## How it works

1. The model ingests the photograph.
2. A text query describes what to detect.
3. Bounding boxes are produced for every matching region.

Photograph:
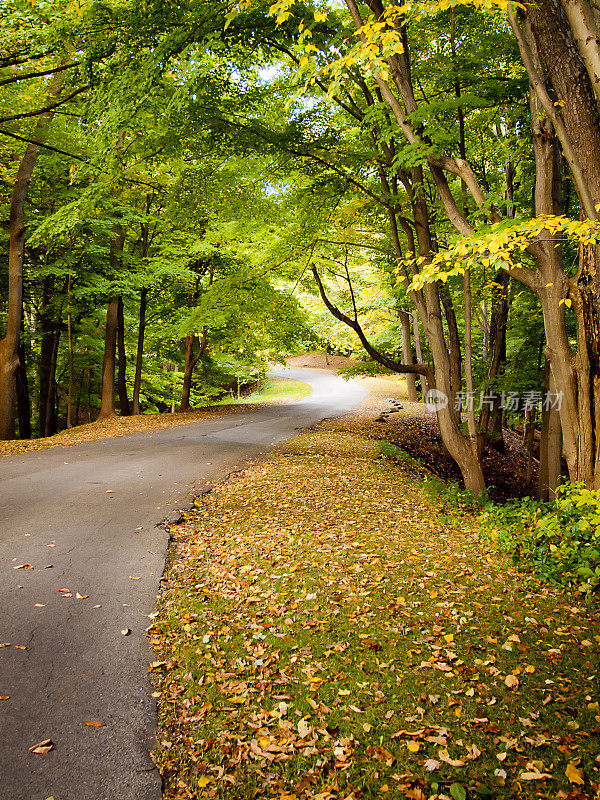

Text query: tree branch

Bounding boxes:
[311,266,434,383]
[0,61,79,89]
[0,85,88,124]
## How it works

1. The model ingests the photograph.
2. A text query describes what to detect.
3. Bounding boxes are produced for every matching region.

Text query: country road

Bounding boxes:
[0,367,366,800]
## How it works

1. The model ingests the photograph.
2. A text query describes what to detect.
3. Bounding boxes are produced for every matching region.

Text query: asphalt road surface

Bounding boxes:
[0,367,366,800]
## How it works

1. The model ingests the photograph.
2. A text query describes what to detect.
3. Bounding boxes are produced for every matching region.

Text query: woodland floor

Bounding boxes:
[150,400,600,800]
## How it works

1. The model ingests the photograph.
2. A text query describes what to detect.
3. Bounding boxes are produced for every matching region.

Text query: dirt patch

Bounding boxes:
[286,351,363,372]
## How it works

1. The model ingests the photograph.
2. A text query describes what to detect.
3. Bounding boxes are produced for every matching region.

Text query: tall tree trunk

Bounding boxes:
[38,277,61,438]
[98,298,118,419]
[16,327,31,440]
[66,274,74,429]
[412,309,428,399]
[478,271,509,454]
[132,288,147,415]
[519,0,600,486]
[463,267,478,444]
[44,327,60,437]
[116,296,130,416]
[398,309,418,401]
[0,72,65,439]
[98,227,124,420]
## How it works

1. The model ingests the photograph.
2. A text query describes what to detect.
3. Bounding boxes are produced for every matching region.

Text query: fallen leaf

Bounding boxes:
[13,564,33,570]
[0,696,9,700]
[565,761,584,785]
[519,771,552,780]
[505,674,519,690]
[84,721,103,727]
[29,739,53,754]
[121,629,131,636]
[75,593,88,599]
[424,758,440,771]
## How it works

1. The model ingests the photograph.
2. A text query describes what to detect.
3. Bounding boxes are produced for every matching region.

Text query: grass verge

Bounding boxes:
[150,423,600,800]
[243,378,312,404]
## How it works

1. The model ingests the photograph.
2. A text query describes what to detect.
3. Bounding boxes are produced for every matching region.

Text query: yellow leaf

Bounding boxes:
[197,776,213,788]
[406,741,420,752]
[229,695,246,704]
[565,761,584,785]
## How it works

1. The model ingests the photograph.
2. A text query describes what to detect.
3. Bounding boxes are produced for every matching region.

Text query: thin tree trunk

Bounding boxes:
[132,288,147,415]
[463,267,478,444]
[116,296,130,416]
[180,330,207,412]
[98,227,124,420]
[98,298,118,419]
[66,274,73,428]
[412,309,428,399]
[398,309,418,401]
[16,328,31,440]
[43,328,60,437]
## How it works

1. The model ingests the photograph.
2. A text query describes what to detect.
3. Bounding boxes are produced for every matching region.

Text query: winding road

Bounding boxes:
[0,367,366,800]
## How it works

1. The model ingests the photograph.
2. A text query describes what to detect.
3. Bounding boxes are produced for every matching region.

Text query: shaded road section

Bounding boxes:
[0,368,366,800]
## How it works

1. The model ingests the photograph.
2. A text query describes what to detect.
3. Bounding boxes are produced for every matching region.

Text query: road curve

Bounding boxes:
[0,367,366,800]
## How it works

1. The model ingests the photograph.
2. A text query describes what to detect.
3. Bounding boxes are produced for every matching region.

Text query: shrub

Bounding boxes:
[479,482,600,592]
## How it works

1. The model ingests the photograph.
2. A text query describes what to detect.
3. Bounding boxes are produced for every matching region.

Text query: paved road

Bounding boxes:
[0,367,366,800]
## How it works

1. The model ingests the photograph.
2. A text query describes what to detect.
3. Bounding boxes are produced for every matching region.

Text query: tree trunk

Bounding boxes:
[98,227,124,420]
[539,359,563,500]
[132,288,147,415]
[116,296,130,416]
[180,330,207,412]
[412,309,428,399]
[463,267,478,444]
[98,298,118,419]
[398,309,418,401]
[66,275,74,429]
[0,72,65,439]
[478,271,509,454]
[16,329,31,440]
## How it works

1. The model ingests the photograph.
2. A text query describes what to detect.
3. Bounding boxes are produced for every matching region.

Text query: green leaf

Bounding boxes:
[450,784,467,800]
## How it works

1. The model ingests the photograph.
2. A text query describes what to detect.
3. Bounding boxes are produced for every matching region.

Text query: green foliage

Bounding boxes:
[479,483,600,591]
[337,361,393,378]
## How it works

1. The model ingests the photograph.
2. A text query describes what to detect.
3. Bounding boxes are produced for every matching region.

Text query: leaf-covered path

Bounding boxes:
[151,421,600,800]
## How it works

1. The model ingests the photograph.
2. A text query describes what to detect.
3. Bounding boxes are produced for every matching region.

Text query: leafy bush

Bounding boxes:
[479,482,600,591]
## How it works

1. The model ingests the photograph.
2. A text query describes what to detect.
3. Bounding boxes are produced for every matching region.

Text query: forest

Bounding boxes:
[2,0,600,503]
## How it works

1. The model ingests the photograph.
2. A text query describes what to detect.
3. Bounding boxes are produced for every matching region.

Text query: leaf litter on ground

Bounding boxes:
[150,412,600,800]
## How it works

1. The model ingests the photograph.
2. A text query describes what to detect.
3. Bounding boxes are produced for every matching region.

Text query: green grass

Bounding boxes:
[151,424,600,800]
[243,377,312,404]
